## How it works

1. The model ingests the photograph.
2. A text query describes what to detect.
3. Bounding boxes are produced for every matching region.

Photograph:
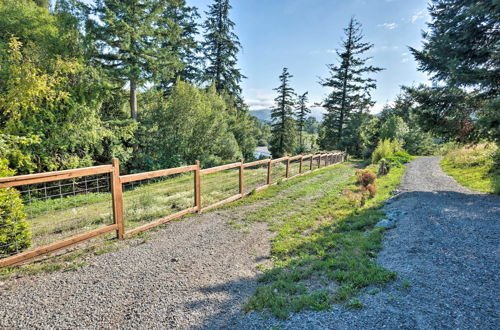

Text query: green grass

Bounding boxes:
[243,164,406,318]
[440,144,499,194]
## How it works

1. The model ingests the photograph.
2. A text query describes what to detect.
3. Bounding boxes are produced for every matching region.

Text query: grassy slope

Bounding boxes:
[241,163,406,318]
[440,144,499,194]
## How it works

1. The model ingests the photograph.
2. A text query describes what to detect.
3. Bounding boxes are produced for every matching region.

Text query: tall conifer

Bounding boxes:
[319,18,383,151]
[270,68,296,157]
[202,0,244,99]
[296,92,310,151]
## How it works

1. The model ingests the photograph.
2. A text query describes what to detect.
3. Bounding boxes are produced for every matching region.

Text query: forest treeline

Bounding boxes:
[0,0,259,175]
[0,0,498,177]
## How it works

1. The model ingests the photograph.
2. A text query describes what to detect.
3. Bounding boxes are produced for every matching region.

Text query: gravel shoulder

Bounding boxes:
[1,157,498,329]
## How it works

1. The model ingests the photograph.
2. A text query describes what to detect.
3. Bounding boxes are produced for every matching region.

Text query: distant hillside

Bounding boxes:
[250,108,325,123]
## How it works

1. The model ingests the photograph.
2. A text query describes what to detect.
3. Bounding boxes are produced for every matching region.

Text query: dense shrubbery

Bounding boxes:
[385,151,414,168]
[0,161,31,257]
[371,139,402,163]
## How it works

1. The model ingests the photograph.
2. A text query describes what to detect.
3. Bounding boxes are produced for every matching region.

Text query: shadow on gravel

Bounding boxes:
[192,190,499,329]
[186,276,259,330]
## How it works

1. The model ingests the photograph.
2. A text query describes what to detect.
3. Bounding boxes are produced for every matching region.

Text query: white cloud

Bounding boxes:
[401,52,411,63]
[411,9,427,23]
[378,22,398,30]
[245,88,275,110]
[326,49,336,54]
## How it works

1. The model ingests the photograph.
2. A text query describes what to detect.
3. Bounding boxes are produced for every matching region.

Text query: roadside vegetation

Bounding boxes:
[242,155,408,318]
[440,144,499,194]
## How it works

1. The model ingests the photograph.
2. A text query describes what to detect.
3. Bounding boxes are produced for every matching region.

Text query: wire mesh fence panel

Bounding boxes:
[272,161,288,183]
[200,167,240,208]
[122,172,195,232]
[0,173,114,259]
[243,163,269,194]
[288,159,302,177]
[311,156,321,171]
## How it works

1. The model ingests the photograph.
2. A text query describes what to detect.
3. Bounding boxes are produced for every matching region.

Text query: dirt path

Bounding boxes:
[234,156,499,329]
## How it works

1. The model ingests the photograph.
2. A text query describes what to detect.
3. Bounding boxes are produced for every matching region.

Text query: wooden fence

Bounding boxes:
[0,152,346,268]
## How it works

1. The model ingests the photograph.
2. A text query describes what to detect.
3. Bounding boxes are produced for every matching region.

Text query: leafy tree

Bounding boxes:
[380,116,409,141]
[132,81,243,170]
[88,0,181,119]
[269,68,296,157]
[296,92,311,151]
[202,0,244,99]
[319,18,383,151]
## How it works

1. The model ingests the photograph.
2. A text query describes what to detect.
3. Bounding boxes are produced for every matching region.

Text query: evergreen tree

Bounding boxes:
[159,0,202,92]
[296,92,310,151]
[202,0,244,99]
[410,0,499,95]
[270,68,296,157]
[319,18,383,152]
[88,0,181,119]
[410,0,499,143]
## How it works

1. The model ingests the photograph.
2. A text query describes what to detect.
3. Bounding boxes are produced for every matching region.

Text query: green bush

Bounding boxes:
[385,151,414,168]
[0,161,31,257]
[371,139,402,163]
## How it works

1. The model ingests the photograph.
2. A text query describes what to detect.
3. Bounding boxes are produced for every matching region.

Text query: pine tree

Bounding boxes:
[270,68,296,157]
[410,0,499,95]
[89,0,181,119]
[159,0,202,93]
[202,0,244,99]
[409,0,499,142]
[296,92,310,151]
[319,18,383,151]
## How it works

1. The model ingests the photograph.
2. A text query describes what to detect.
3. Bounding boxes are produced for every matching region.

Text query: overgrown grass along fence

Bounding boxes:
[0,152,346,268]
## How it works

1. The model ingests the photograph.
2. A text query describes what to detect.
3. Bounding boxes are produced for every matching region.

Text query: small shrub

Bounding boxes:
[366,184,377,198]
[372,139,402,163]
[356,169,376,187]
[0,161,31,257]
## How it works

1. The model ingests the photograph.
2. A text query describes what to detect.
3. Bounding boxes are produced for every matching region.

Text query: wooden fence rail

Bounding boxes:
[0,152,346,268]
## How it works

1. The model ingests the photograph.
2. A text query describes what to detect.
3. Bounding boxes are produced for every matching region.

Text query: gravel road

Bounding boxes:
[1,156,498,329]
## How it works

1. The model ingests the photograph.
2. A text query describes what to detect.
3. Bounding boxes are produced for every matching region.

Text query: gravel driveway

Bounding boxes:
[0,156,498,329]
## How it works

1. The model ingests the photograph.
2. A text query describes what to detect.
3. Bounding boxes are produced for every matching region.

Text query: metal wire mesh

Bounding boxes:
[243,163,269,194]
[0,173,113,259]
[200,167,240,208]
[122,172,195,231]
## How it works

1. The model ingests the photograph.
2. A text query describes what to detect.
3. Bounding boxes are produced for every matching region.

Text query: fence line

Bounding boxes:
[0,152,346,268]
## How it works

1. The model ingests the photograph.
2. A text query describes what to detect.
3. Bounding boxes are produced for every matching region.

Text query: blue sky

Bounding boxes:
[190,0,431,113]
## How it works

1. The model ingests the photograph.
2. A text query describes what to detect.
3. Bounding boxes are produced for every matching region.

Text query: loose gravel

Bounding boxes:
[1,157,498,329]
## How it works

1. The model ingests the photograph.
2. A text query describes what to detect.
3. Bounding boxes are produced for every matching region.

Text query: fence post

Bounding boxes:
[310,155,313,171]
[194,160,201,212]
[239,159,244,195]
[299,156,303,174]
[111,158,124,240]
[318,155,321,168]
[285,157,290,178]
[266,157,272,185]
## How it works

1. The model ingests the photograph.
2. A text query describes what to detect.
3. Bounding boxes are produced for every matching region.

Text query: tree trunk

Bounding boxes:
[130,79,137,120]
